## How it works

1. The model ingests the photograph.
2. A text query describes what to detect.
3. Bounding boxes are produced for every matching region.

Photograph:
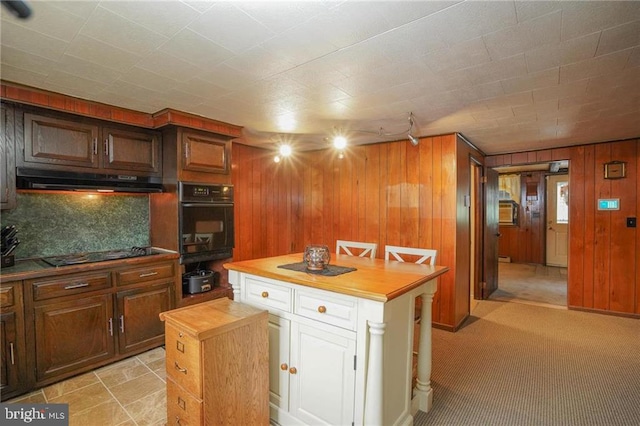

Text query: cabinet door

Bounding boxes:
[1,104,17,210]
[0,311,20,397]
[116,283,172,355]
[34,294,114,384]
[181,132,229,174]
[24,113,99,169]
[289,322,356,425]
[102,127,161,174]
[268,314,290,411]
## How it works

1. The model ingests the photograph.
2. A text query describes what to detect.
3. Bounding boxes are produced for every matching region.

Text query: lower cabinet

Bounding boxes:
[0,281,27,400]
[241,277,357,425]
[24,258,177,389]
[34,294,115,383]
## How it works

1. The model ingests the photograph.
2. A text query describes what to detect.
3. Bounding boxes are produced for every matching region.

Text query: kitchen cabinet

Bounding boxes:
[239,275,357,425]
[160,297,269,425]
[20,111,161,176]
[0,281,27,400]
[1,104,17,210]
[161,126,232,184]
[24,258,176,388]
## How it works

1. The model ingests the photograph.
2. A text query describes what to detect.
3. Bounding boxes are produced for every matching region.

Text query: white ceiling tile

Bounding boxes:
[422,37,491,73]
[0,19,68,61]
[100,0,201,38]
[425,1,518,46]
[463,54,528,85]
[471,107,514,121]
[222,45,296,79]
[0,64,47,87]
[174,77,230,99]
[483,11,561,60]
[52,54,123,85]
[118,67,178,92]
[237,1,331,34]
[500,68,559,94]
[135,51,205,82]
[525,32,599,73]
[514,1,562,23]
[560,1,640,41]
[532,80,589,103]
[47,1,99,19]
[80,6,169,56]
[0,46,57,75]
[65,34,141,73]
[196,64,258,91]
[188,3,275,54]
[560,49,633,83]
[259,23,339,66]
[375,1,462,28]
[180,1,216,14]
[595,21,640,57]
[44,70,108,96]
[159,28,234,69]
[4,1,86,42]
[447,81,505,103]
[481,92,533,110]
[373,20,449,62]
[628,46,640,67]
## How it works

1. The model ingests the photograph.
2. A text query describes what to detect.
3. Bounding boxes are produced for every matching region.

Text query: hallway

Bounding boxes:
[490,261,567,309]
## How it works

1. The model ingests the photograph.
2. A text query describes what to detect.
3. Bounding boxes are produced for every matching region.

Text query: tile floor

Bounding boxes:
[6,347,167,426]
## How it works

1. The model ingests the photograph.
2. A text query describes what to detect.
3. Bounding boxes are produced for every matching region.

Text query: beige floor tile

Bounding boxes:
[6,390,46,404]
[124,389,166,426]
[69,400,133,426]
[48,382,114,414]
[96,357,152,388]
[43,372,100,400]
[136,347,165,365]
[109,372,165,406]
[146,358,166,381]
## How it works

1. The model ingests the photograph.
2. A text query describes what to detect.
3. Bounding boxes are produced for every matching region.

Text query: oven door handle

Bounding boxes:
[181,203,233,207]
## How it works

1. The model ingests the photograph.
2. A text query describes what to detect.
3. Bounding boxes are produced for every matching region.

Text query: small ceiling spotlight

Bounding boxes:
[273,155,281,163]
[333,135,347,150]
[407,113,419,146]
[279,144,292,157]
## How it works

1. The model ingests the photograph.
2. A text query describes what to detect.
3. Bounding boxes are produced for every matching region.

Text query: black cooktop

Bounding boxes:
[42,247,160,267]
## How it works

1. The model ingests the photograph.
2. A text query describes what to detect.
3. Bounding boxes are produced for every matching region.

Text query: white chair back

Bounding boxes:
[336,240,378,259]
[384,245,437,265]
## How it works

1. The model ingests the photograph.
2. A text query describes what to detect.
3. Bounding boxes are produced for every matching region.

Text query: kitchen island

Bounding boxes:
[224,253,448,426]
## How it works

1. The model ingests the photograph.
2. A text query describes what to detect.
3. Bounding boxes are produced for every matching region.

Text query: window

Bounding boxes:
[556,181,569,223]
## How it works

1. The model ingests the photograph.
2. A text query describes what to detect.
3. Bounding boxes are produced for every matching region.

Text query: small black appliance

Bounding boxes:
[182,270,219,294]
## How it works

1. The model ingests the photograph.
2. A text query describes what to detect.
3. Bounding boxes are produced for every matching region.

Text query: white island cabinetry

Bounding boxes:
[225,253,448,426]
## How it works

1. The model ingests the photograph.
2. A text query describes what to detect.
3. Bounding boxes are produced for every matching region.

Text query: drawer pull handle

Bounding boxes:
[318,305,327,314]
[119,315,125,333]
[64,282,89,290]
[289,366,297,374]
[261,291,269,298]
[175,416,182,425]
[139,271,158,278]
[280,363,288,371]
[174,361,187,374]
[9,342,15,365]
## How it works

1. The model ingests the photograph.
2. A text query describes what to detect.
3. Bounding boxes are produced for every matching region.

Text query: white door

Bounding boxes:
[289,322,356,426]
[546,174,569,267]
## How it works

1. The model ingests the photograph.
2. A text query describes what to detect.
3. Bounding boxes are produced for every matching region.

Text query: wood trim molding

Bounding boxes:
[1,81,242,137]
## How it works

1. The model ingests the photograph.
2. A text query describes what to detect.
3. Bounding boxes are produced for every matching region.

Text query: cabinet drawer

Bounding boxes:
[117,262,174,286]
[165,323,202,397]
[167,377,203,426]
[0,284,16,308]
[31,272,111,301]
[294,289,357,330]
[245,277,292,313]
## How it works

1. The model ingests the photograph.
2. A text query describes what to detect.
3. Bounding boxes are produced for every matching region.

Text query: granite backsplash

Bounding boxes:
[1,192,150,259]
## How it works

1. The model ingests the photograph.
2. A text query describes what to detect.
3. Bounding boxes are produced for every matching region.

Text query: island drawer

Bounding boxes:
[0,284,16,308]
[30,272,112,301]
[244,277,292,313]
[294,288,357,330]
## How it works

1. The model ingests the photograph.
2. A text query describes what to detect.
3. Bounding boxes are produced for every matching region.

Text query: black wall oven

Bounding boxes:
[179,182,234,264]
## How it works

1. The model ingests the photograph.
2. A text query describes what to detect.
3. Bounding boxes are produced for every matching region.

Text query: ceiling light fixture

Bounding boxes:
[350,112,420,145]
[407,113,419,146]
[333,135,347,150]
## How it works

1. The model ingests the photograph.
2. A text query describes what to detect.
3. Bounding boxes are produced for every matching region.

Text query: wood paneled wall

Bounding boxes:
[498,171,546,264]
[487,138,640,317]
[232,134,481,329]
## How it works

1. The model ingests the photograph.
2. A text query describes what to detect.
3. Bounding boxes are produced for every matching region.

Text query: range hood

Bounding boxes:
[16,168,163,193]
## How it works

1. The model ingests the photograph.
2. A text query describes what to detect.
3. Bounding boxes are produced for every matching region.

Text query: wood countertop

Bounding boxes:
[224,253,449,302]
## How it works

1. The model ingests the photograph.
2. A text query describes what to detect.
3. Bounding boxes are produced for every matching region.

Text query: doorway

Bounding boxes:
[489,162,569,308]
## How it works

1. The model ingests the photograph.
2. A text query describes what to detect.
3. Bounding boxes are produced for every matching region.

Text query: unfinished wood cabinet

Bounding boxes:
[160,298,269,425]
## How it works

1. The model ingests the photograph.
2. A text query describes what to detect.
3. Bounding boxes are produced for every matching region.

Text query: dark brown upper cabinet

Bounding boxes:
[21,111,161,177]
[1,104,17,210]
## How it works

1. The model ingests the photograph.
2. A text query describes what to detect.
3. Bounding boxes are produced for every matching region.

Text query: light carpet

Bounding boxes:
[414,300,640,426]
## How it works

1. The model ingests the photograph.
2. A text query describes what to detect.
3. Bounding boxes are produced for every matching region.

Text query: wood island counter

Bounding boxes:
[224,253,449,426]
